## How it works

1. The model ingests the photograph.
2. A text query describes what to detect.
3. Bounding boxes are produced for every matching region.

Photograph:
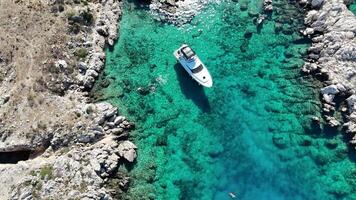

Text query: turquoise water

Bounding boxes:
[349,1,356,15]
[92,0,356,199]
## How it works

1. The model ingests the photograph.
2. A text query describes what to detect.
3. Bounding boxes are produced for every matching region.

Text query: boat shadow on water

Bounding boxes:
[173,63,211,113]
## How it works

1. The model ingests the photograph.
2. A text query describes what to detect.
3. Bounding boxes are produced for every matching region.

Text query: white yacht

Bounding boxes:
[173,44,213,88]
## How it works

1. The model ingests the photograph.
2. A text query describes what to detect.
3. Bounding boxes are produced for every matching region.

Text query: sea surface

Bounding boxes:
[349,1,356,15]
[92,0,356,199]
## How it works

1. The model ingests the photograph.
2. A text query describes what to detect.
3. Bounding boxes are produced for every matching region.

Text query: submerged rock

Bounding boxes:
[325,116,341,127]
[263,0,273,12]
[148,0,210,25]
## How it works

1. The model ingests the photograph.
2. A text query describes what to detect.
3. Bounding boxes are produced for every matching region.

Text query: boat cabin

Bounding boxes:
[181,46,196,60]
[191,64,204,73]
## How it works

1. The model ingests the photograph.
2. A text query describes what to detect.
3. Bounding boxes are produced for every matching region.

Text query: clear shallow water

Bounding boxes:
[93,0,356,199]
[349,1,356,15]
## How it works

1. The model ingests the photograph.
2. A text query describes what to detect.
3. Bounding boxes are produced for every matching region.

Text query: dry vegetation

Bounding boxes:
[0,1,133,199]
[0,0,91,150]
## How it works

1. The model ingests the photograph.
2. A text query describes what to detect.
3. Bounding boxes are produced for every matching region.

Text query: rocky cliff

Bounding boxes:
[300,0,356,148]
[0,0,136,199]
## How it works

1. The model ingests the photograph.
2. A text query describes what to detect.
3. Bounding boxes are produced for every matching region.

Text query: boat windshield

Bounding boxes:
[181,46,195,60]
[192,64,204,73]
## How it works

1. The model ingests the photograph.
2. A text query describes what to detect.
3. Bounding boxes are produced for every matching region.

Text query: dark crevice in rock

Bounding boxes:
[0,150,31,164]
[0,144,49,164]
[293,37,312,44]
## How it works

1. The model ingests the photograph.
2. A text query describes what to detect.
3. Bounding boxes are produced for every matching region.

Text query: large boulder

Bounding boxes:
[117,141,137,162]
[90,143,120,177]
[321,85,339,95]
[347,95,356,113]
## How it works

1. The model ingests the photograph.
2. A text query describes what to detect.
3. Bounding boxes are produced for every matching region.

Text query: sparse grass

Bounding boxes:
[0,72,4,82]
[40,164,53,180]
[29,170,37,176]
[34,77,47,93]
[37,120,48,130]
[81,0,89,6]
[34,181,42,191]
[66,10,76,20]
[79,182,87,192]
[27,90,36,107]
[23,180,32,187]
[23,178,43,199]
[60,146,70,155]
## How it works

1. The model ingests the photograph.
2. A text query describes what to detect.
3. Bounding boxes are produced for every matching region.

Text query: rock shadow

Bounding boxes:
[0,150,31,164]
[128,0,151,10]
[173,63,211,113]
[342,130,356,163]
[347,147,356,163]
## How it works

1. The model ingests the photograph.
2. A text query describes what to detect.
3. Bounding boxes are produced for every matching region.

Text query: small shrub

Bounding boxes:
[60,147,70,155]
[81,0,89,6]
[74,48,88,59]
[0,72,4,82]
[23,180,32,187]
[27,91,36,107]
[34,181,42,191]
[79,182,87,192]
[81,8,93,24]
[69,23,81,34]
[29,170,37,176]
[40,164,53,180]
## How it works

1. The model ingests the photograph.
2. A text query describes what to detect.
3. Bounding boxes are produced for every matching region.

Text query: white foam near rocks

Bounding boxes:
[149,0,213,25]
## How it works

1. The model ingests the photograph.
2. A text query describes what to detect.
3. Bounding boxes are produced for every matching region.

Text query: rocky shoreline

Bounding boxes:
[0,0,136,199]
[147,0,210,25]
[300,0,356,148]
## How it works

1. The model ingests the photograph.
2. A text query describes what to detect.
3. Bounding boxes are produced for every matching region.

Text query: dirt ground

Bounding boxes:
[0,0,87,151]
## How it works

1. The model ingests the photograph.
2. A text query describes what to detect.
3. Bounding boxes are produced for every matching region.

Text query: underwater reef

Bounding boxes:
[92,0,356,199]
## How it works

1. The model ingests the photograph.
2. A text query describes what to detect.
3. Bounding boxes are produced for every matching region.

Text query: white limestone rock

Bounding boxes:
[321,85,339,95]
[347,95,356,113]
[117,141,137,162]
[311,0,324,8]
[304,0,356,145]
[55,60,68,69]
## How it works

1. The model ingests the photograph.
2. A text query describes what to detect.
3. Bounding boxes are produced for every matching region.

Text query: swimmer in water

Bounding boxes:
[228,192,237,199]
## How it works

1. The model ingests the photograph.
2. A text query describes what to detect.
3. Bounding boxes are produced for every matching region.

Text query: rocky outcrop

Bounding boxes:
[148,0,210,25]
[117,141,137,162]
[263,0,273,12]
[79,0,122,90]
[301,0,356,148]
[6,101,136,199]
[9,137,130,200]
